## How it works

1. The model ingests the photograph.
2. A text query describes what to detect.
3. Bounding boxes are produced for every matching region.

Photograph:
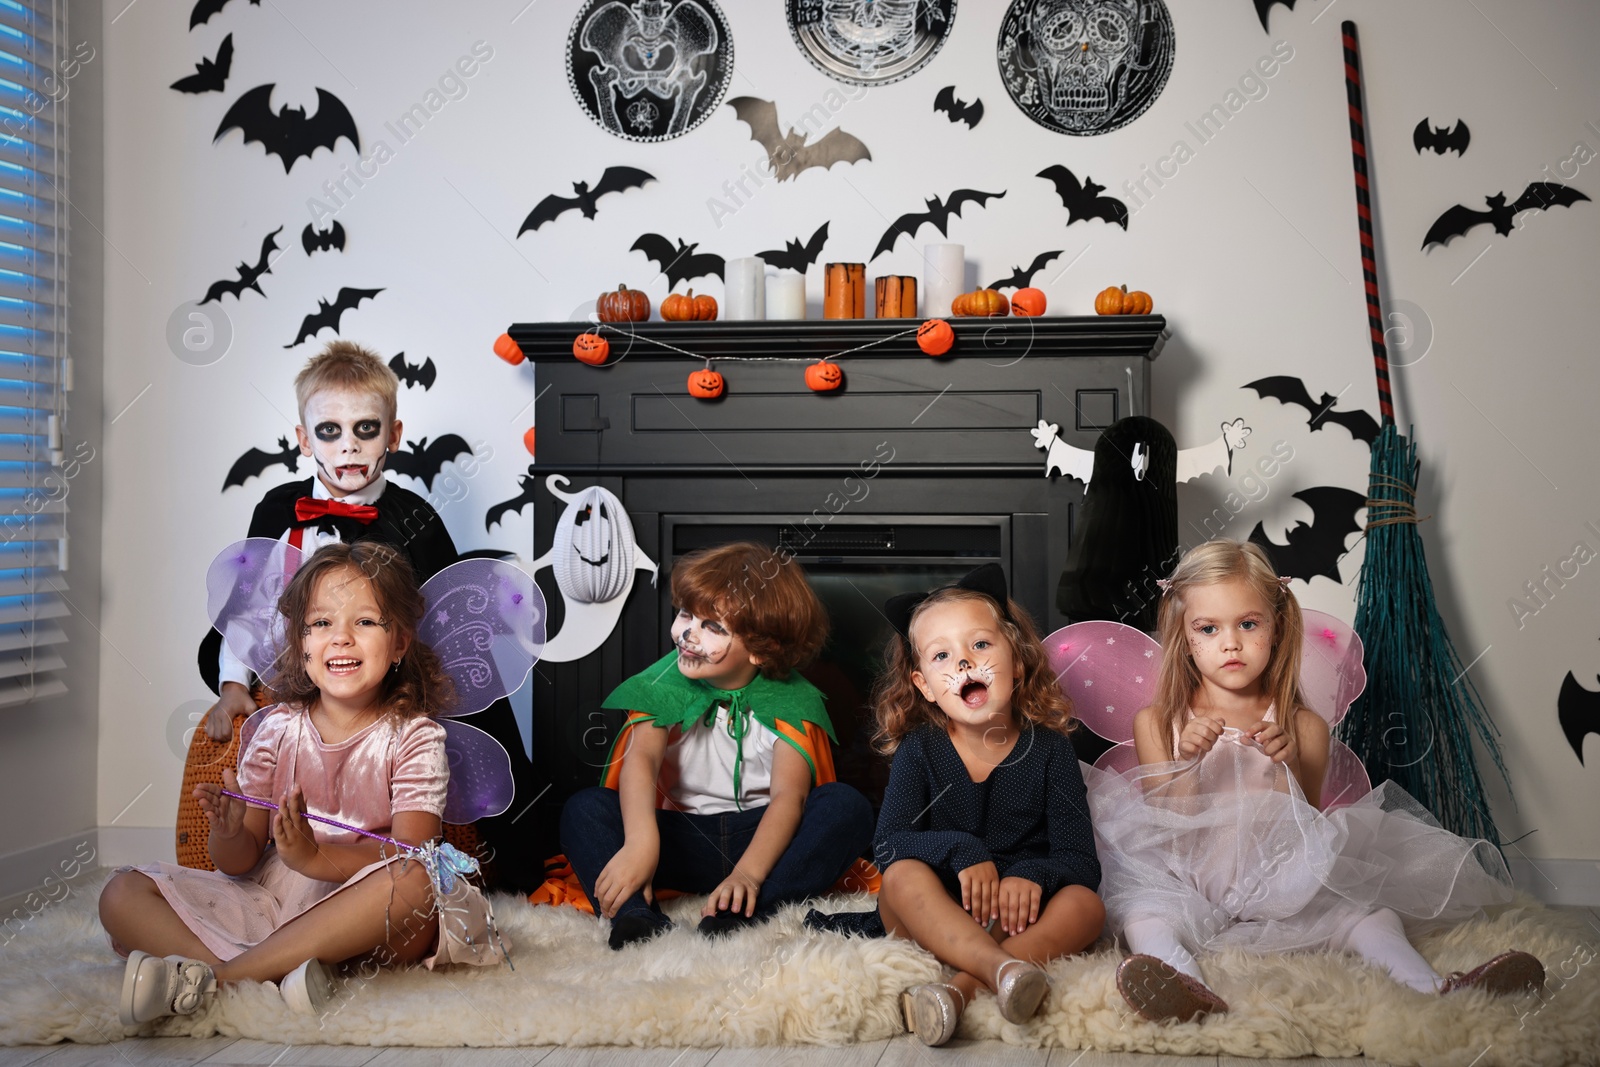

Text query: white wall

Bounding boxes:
[95,1,1600,892]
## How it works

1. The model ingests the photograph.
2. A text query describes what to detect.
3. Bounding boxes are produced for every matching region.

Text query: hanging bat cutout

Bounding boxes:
[989,250,1064,291]
[759,222,829,273]
[934,86,984,129]
[486,466,538,532]
[223,436,299,491]
[872,188,1005,261]
[1423,183,1590,249]
[726,97,872,183]
[190,0,258,29]
[302,221,346,255]
[201,226,282,305]
[215,84,360,174]
[1414,117,1470,156]
[1038,165,1129,230]
[171,33,232,94]
[1252,0,1309,30]
[284,287,383,348]
[519,167,656,235]
[1558,671,1600,764]
[630,234,724,289]
[389,352,436,391]
[1248,486,1366,584]
[1245,376,1380,445]
[387,435,474,491]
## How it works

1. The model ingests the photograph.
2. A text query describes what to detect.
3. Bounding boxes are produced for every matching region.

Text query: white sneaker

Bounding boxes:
[119,950,216,1027]
[280,958,336,1015]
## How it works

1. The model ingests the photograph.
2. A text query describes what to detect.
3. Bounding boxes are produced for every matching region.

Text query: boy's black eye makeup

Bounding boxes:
[315,423,341,441]
[354,420,381,440]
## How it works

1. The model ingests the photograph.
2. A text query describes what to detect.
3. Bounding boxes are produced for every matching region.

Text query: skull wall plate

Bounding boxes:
[787,0,957,86]
[567,0,735,142]
[997,0,1175,136]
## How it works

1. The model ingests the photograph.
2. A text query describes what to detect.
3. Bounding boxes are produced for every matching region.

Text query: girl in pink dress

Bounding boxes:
[99,542,499,1027]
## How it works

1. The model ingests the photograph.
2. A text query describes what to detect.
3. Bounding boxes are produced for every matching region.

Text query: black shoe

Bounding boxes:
[697,910,758,939]
[608,911,671,950]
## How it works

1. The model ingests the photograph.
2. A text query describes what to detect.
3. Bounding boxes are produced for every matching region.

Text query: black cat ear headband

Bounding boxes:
[886,563,1015,645]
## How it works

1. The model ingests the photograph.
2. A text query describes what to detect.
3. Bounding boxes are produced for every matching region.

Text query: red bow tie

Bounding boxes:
[295,497,379,525]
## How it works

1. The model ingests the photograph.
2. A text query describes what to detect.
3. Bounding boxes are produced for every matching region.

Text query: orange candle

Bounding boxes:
[874,275,917,318]
[824,262,865,319]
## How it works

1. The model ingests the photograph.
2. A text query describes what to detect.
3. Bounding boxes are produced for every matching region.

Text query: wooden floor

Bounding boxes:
[0,1041,1387,1067]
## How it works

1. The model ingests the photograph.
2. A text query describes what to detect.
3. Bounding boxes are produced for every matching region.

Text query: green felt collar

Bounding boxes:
[602,650,834,740]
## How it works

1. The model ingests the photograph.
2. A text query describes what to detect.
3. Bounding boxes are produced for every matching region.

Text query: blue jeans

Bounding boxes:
[560,782,873,922]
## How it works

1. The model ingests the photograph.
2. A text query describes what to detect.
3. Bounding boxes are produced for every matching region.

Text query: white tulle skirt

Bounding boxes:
[1083,732,1514,956]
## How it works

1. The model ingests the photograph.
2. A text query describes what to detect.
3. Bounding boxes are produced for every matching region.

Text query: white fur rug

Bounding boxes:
[3,872,1596,1065]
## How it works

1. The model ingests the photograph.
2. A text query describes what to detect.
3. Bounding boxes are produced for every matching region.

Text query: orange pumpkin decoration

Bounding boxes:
[661,288,718,321]
[1094,284,1155,315]
[572,332,609,365]
[522,426,537,457]
[1010,287,1047,317]
[917,318,955,356]
[688,366,725,398]
[805,360,843,392]
[494,333,525,365]
[951,288,1010,317]
[596,284,651,322]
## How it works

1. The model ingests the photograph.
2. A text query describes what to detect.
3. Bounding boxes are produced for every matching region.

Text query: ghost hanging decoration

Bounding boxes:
[528,474,658,662]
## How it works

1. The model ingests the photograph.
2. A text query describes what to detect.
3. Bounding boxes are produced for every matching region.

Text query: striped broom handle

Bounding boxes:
[1341,21,1396,429]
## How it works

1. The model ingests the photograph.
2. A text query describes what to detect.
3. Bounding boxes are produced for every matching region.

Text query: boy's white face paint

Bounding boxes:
[296,387,403,498]
[670,608,759,690]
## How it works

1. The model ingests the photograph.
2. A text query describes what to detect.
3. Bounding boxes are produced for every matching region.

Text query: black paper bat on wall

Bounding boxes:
[1414,117,1470,156]
[989,250,1063,291]
[630,234,724,289]
[284,287,383,348]
[1245,377,1380,445]
[872,188,1005,260]
[1248,486,1366,584]
[389,352,436,391]
[215,85,360,173]
[1038,166,1129,230]
[1558,671,1600,764]
[1423,183,1590,248]
[200,226,281,304]
[171,33,232,94]
[758,223,829,273]
[726,97,871,183]
[1252,0,1311,30]
[934,86,983,129]
[302,221,345,255]
[223,436,299,490]
[519,167,656,235]
[190,0,257,29]
[387,435,473,490]
[485,467,537,532]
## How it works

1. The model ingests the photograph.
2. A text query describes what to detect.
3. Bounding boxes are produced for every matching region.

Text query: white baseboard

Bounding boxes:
[95,826,175,869]
[1506,855,1600,906]
[0,829,98,905]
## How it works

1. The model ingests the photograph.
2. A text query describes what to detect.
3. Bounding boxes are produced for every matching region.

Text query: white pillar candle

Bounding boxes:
[767,271,805,320]
[922,243,965,320]
[724,257,767,320]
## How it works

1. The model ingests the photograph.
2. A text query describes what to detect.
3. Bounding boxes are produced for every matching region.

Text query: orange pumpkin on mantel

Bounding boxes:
[1094,284,1154,315]
[917,318,955,356]
[1010,287,1047,317]
[596,284,651,322]
[662,289,718,321]
[687,366,725,399]
[572,332,609,365]
[805,360,843,392]
[951,288,1009,317]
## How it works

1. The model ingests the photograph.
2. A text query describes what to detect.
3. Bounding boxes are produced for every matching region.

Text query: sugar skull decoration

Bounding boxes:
[567,0,735,142]
[997,0,1175,136]
[786,0,956,86]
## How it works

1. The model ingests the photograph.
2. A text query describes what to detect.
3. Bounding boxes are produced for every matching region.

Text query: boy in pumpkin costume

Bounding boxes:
[558,542,875,949]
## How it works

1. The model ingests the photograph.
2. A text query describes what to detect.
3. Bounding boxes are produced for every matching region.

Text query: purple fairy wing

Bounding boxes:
[1299,610,1367,727]
[1043,621,1162,744]
[236,704,271,757]
[419,558,545,718]
[440,718,515,823]
[207,538,303,679]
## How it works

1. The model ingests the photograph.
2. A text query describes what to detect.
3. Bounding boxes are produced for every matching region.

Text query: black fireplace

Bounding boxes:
[508,316,1167,855]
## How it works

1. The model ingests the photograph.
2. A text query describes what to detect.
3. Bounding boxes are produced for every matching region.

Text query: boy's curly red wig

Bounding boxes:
[670,542,828,679]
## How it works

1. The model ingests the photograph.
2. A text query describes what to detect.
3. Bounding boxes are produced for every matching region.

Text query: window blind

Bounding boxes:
[0,0,70,706]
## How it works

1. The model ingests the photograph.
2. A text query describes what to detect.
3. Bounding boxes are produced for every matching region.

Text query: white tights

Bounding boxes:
[1124,908,1441,994]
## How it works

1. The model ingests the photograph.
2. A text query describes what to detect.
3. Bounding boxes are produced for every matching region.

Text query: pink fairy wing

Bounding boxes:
[206,538,303,680]
[1093,740,1140,775]
[440,718,515,823]
[1298,610,1367,727]
[1043,621,1162,745]
[419,558,546,718]
[1319,738,1372,811]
